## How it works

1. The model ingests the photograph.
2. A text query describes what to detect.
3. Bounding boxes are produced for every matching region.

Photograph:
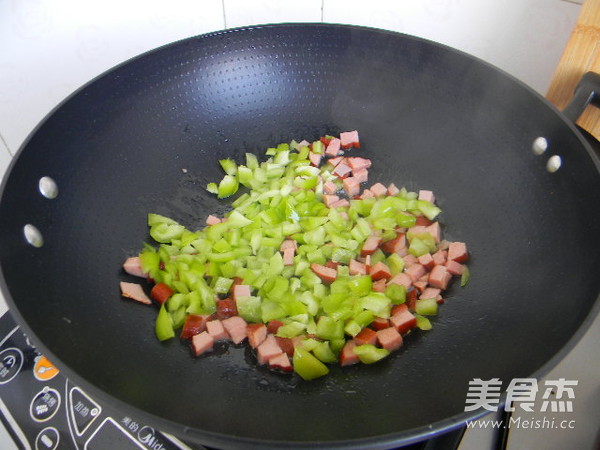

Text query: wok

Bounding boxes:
[0,24,599,449]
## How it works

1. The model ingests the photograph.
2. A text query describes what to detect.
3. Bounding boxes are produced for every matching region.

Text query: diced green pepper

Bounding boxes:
[217,174,239,199]
[415,314,433,330]
[385,283,406,304]
[353,344,390,364]
[155,304,175,341]
[293,347,329,380]
[415,298,438,315]
[461,265,471,287]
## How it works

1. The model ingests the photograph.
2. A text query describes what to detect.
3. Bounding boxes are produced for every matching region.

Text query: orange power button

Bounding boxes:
[33,355,59,381]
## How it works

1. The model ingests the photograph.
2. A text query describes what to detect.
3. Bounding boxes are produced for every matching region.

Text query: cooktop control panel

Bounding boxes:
[0,312,194,450]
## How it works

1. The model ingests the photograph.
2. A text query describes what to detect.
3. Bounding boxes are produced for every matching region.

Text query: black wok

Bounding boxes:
[1,24,599,449]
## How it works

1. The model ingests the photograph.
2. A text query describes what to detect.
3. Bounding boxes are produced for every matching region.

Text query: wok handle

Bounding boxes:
[561,71,600,123]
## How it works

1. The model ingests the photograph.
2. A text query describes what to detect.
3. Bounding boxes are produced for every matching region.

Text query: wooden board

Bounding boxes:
[546,0,600,139]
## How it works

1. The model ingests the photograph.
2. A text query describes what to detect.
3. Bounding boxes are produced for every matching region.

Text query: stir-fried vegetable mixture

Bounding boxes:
[120,131,469,380]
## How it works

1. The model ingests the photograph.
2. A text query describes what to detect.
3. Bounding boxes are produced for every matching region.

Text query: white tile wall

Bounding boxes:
[1,2,598,450]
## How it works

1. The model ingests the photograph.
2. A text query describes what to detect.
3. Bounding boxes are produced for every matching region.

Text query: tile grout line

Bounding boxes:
[0,132,13,158]
[221,0,228,28]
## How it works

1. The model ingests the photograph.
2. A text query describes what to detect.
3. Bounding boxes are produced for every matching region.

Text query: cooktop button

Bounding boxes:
[35,427,60,450]
[33,355,60,381]
[69,386,101,436]
[30,387,61,422]
[0,348,24,384]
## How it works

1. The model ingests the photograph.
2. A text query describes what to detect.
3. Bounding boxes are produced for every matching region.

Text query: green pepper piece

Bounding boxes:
[415,298,438,315]
[385,283,406,304]
[217,174,239,199]
[353,344,390,364]
[293,347,330,380]
[312,341,337,363]
[219,158,237,176]
[415,314,433,330]
[155,304,175,341]
[461,265,471,287]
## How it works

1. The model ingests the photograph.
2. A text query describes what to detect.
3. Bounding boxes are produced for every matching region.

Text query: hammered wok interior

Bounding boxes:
[0,24,599,449]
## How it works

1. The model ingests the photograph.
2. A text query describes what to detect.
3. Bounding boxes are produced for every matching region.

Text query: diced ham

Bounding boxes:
[247,323,268,349]
[369,261,392,281]
[329,198,350,208]
[267,320,285,334]
[325,137,342,156]
[387,272,412,289]
[405,263,426,283]
[349,259,367,275]
[387,183,400,196]
[346,156,372,171]
[283,247,295,266]
[415,216,434,226]
[417,252,435,270]
[389,304,417,334]
[327,156,345,167]
[180,314,210,340]
[222,316,248,344]
[325,260,339,270]
[445,259,464,275]
[205,214,221,226]
[308,151,323,166]
[426,222,441,243]
[232,284,251,300]
[268,352,293,372]
[310,263,337,283]
[352,168,369,183]
[150,282,174,305]
[257,334,283,365]
[361,235,382,256]
[354,328,378,345]
[413,278,428,292]
[376,327,403,352]
[323,180,338,195]
[380,233,406,254]
[370,182,388,197]
[296,139,310,148]
[406,288,419,310]
[340,340,360,366]
[191,331,214,356]
[402,254,418,267]
[120,282,152,305]
[360,189,375,199]
[418,190,435,203]
[279,239,298,252]
[333,162,352,179]
[343,177,361,197]
[371,317,390,330]
[432,249,447,265]
[323,194,340,207]
[448,242,468,263]
[275,336,295,357]
[420,287,442,301]
[371,278,387,292]
[216,298,238,320]
[122,257,147,278]
[206,320,229,341]
[428,265,452,290]
[339,130,360,149]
